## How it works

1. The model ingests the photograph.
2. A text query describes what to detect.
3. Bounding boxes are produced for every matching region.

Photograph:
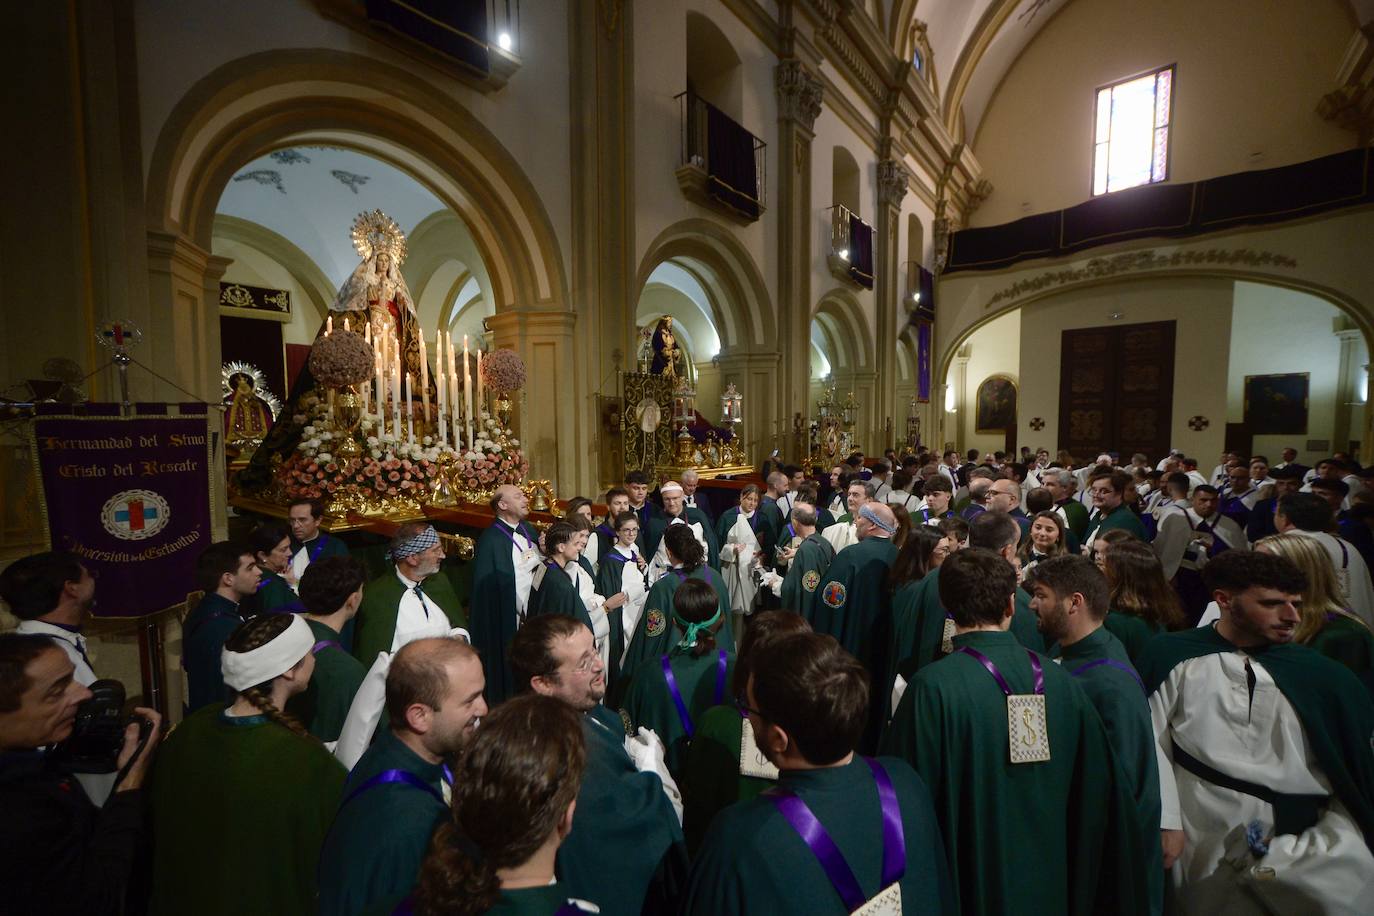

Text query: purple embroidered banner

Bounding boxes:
[917,321,933,403]
[32,414,213,618]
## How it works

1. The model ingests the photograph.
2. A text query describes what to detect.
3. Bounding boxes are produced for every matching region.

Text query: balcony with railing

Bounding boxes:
[904,260,935,323]
[827,205,874,289]
[674,91,767,223]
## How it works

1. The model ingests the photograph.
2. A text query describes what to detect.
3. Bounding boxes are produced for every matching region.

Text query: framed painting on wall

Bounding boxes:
[1243,373,1309,435]
[976,375,1018,432]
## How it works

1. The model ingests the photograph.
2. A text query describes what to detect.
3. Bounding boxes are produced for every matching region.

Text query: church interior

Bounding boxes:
[5,0,1374,749]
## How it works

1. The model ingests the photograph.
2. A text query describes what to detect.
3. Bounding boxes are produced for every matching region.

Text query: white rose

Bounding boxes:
[366,436,379,446]
[511,439,520,447]
[371,449,382,459]
[303,426,316,436]
[318,453,332,464]
[423,436,433,446]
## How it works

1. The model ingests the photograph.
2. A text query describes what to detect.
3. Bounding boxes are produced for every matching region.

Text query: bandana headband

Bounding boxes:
[661,482,684,496]
[221,614,314,691]
[673,605,722,651]
[859,505,896,535]
[388,525,439,561]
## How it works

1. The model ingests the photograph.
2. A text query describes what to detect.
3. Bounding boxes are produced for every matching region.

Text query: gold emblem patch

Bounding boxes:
[802,570,821,592]
[619,709,634,736]
[646,608,667,637]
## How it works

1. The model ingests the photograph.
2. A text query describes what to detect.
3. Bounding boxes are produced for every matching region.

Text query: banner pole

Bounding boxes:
[137,615,168,718]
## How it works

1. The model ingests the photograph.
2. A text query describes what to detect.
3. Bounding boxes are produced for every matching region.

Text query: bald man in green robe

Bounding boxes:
[809,503,898,670]
[882,548,1149,915]
[766,501,835,618]
[1026,555,1164,916]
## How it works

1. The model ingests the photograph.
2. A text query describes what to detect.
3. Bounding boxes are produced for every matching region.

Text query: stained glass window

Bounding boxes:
[1092,66,1173,196]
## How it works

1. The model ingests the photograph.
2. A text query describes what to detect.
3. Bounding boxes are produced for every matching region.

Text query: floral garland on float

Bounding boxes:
[272,325,531,514]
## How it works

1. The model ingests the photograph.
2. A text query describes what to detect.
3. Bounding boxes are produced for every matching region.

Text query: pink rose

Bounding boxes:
[388,471,400,482]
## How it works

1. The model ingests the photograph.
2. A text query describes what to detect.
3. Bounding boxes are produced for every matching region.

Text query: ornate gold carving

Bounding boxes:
[220,284,255,309]
[985,249,1299,309]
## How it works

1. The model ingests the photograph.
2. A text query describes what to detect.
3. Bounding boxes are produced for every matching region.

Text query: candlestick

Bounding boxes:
[391,363,401,444]
[405,372,414,445]
[326,315,333,336]
[476,349,483,417]
[436,364,448,446]
[419,335,431,439]
[344,317,350,333]
[463,336,472,447]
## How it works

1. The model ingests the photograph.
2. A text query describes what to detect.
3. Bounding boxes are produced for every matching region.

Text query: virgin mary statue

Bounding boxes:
[237,210,427,492]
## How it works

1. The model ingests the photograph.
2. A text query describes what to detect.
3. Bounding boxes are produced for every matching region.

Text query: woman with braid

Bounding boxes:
[148,614,346,915]
[412,694,597,915]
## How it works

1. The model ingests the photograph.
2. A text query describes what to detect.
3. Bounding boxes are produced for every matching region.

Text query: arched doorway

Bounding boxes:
[144,49,578,491]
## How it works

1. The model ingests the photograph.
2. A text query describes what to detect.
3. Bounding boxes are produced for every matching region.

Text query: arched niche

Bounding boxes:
[906,213,924,267]
[685,11,744,122]
[832,146,861,212]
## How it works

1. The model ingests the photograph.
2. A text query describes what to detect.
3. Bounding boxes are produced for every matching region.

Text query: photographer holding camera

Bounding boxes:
[0,633,162,915]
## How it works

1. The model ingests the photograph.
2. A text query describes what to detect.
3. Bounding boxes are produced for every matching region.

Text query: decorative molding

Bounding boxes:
[1029,417,1045,431]
[1187,415,1210,431]
[776,60,824,132]
[963,178,994,218]
[878,159,910,209]
[984,249,1300,309]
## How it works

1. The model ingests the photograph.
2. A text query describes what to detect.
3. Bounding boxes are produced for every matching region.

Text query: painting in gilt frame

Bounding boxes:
[1244,373,1309,435]
[976,375,1018,433]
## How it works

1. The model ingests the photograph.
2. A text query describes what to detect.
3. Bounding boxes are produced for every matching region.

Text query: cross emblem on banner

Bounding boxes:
[113,498,158,532]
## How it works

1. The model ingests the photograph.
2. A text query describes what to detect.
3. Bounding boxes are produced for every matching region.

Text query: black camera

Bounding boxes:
[49,679,143,774]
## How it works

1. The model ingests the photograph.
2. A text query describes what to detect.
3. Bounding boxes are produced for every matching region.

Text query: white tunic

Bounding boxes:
[566,561,611,668]
[822,520,859,554]
[1299,530,1374,628]
[720,511,762,614]
[582,533,601,575]
[391,569,445,652]
[1151,649,1374,913]
[608,545,650,669]
[16,619,96,685]
[505,524,541,619]
[1154,508,1246,581]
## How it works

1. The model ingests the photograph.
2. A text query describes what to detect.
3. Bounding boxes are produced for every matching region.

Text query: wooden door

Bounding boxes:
[1059,321,1175,461]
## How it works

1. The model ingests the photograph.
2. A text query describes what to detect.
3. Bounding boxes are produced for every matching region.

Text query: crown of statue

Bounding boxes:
[350,209,408,266]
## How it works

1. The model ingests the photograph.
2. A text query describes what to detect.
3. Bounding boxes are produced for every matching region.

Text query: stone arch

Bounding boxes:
[686,10,744,122]
[635,219,776,350]
[813,288,875,369]
[146,49,568,315]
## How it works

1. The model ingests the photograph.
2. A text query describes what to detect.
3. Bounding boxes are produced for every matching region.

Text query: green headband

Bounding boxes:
[673,605,722,651]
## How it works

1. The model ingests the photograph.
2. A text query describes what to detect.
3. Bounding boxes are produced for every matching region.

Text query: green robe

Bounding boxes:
[1103,610,1163,664]
[678,705,773,855]
[528,560,593,632]
[469,519,539,704]
[149,706,346,915]
[1086,504,1148,541]
[779,533,836,617]
[286,618,367,742]
[181,593,244,713]
[1058,499,1091,543]
[318,729,449,916]
[620,648,735,777]
[1058,627,1164,916]
[484,883,598,914]
[292,531,351,564]
[615,566,733,704]
[882,631,1149,915]
[558,705,688,916]
[351,567,465,665]
[809,536,898,670]
[1309,612,1374,686]
[680,754,957,915]
[647,511,721,570]
[1136,626,1374,849]
[256,571,304,615]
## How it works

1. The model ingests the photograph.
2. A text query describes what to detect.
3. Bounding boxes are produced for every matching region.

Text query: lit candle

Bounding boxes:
[327,388,335,424]
[419,335,430,437]
[392,363,401,443]
[326,315,333,336]
[405,372,414,445]
[344,316,350,333]
[476,349,483,417]
[436,363,448,446]
[374,350,384,427]
[463,335,473,450]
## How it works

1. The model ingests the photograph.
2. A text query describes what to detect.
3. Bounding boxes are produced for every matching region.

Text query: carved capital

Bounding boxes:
[878,159,910,209]
[963,178,994,218]
[932,215,954,275]
[776,60,824,131]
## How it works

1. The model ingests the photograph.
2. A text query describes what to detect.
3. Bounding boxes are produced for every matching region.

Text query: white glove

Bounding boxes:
[624,726,684,825]
[759,569,784,597]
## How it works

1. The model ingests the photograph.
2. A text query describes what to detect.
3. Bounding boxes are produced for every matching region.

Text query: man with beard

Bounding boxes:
[319,637,487,915]
[512,614,687,916]
[1027,555,1163,916]
[646,481,718,576]
[352,523,465,664]
[1138,551,1374,914]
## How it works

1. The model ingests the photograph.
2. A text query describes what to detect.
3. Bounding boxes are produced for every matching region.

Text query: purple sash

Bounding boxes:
[957,645,1045,696]
[1070,657,1146,694]
[495,520,536,551]
[662,649,728,738]
[767,758,905,911]
[308,535,331,564]
[311,639,343,655]
[341,768,444,808]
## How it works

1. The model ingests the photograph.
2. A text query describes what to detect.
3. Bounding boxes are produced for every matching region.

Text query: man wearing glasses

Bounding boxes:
[683,632,956,915]
[512,614,687,916]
